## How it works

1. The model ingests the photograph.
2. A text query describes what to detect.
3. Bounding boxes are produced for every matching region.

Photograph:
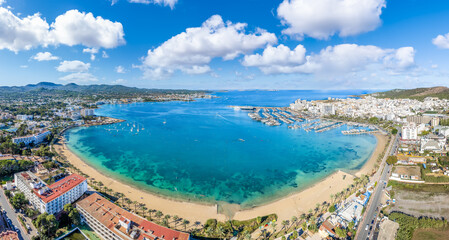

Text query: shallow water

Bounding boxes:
[66,90,377,207]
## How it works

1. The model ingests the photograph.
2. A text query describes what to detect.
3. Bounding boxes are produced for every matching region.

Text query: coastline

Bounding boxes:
[54,132,388,223]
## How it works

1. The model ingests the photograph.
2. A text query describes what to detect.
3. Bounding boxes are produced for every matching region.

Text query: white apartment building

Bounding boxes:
[16,115,33,121]
[12,130,51,145]
[401,123,418,140]
[81,109,95,117]
[14,171,87,214]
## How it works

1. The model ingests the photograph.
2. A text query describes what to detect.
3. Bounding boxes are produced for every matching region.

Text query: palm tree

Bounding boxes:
[281,220,289,233]
[141,206,148,218]
[173,215,179,228]
[164,215,171,227]
[133,200,139,213]
[315,203,320,213]
[194,221,201,229]
[125,198,132,210]
[155,211,163,220]
[216,226,224,240]
[148,209,154,220]
[291,216,297,228]
[330,194,334,203]
[271,222,277,236]
[182,219,190,231]
[97,181,104,193]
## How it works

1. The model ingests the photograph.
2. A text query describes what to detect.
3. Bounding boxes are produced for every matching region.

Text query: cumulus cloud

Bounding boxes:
[115,65,126,73]
[32,51,59,61]
[242,44,306,74]
[0,8,125,52]
[243,44,415,75]
[432,33,449,49]
[0,0,5,6]
[141,15,277,79]
[56,60,90,72]
[128,0,178,9]
[0,8,51,52]
[102,51,109,58]
[83,48,99,60]
[277,0,385,40]
[50,10,125,48]
[60,72,98,83]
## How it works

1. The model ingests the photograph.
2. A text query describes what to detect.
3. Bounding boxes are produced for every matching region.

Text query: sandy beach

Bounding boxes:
[54,132,388,223]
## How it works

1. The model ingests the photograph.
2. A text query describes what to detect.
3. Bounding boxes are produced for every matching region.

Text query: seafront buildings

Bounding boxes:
[12,130,51,145]
[76,193,190,240]
[14,171,87,214]
[290,96,449,120]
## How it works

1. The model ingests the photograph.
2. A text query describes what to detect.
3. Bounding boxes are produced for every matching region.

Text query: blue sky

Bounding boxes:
[1,0,449,90]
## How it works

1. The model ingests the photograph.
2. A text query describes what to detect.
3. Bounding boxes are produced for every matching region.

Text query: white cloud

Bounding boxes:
[0,0,5,6]
[115,65,126,73]
[0,8,51,52]
[112,78,126,84]
[432,33,449,49]
[102,51,109,58]
[20,65,28,68]
[243,44,415,75]
[56,60,90,72]
[242,44,306,74]
[277,0,385,40]
[431,64,438,69]
[50,10,125,48]
[32,51,59,61]
[0,8,125,52]
[128,0,177,9]
[60,72,98,83]
[141,15,277,79]
[83,48,99,60]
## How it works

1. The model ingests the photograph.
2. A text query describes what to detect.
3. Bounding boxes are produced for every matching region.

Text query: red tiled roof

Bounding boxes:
[76,193,190,240]
[35,173,86,203]
[0,230,19,240]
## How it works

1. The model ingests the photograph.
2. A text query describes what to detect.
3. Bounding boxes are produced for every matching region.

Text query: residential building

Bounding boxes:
[81,109,95,117]
[401,123,418,140]
[14,171,87,214]
[16,115,33,121]
[12,130,51,145]
[76,193,190,240]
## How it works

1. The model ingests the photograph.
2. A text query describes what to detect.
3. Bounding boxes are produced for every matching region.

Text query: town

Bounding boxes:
[0,87,449,240]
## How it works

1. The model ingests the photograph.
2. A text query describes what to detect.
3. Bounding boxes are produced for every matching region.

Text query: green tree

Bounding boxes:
[386,155,398,165]
[328,205,336,213]
[391,128,398,135]
[11,192,28,209]
[35,213,59,239]
[335,227,348,238]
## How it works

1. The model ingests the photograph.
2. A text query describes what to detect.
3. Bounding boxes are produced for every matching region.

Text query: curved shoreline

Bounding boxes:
[54,130,387,223]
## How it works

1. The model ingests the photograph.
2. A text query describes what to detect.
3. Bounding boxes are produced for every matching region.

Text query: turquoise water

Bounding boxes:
[66,90,377,207]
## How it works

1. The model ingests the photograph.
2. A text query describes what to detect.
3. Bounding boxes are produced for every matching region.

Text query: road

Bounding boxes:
[356,132,399,240]
[0,188,31,240]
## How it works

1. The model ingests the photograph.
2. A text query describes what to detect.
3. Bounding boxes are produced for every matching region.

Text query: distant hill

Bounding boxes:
[367,86,449,100]
[0,82,207,99]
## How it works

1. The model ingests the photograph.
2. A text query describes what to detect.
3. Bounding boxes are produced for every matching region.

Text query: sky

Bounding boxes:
[1,0,449,90]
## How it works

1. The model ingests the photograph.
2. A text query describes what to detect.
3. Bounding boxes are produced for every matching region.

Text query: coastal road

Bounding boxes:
[0,188,31,240]
[356,133,398,240]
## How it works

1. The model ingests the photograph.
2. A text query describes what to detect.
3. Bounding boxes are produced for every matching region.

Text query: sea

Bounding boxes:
[65,90,377,208]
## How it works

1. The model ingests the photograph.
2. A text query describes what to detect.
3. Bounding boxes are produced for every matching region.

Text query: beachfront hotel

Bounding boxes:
[12,130,51,145]
[76,193,190,240]
[14,171,87,214]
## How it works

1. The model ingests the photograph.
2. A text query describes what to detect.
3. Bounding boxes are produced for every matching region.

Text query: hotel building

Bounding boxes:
[12,130,51,145]
[14,171,87,214]
[76,193,190,240]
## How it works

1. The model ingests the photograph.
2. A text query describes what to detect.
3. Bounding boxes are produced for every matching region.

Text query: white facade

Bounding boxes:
[12,130,50,145]
[401,123,418,140]
[14,171,87,214]
[81,109,95,117]
[16,115,33,121]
